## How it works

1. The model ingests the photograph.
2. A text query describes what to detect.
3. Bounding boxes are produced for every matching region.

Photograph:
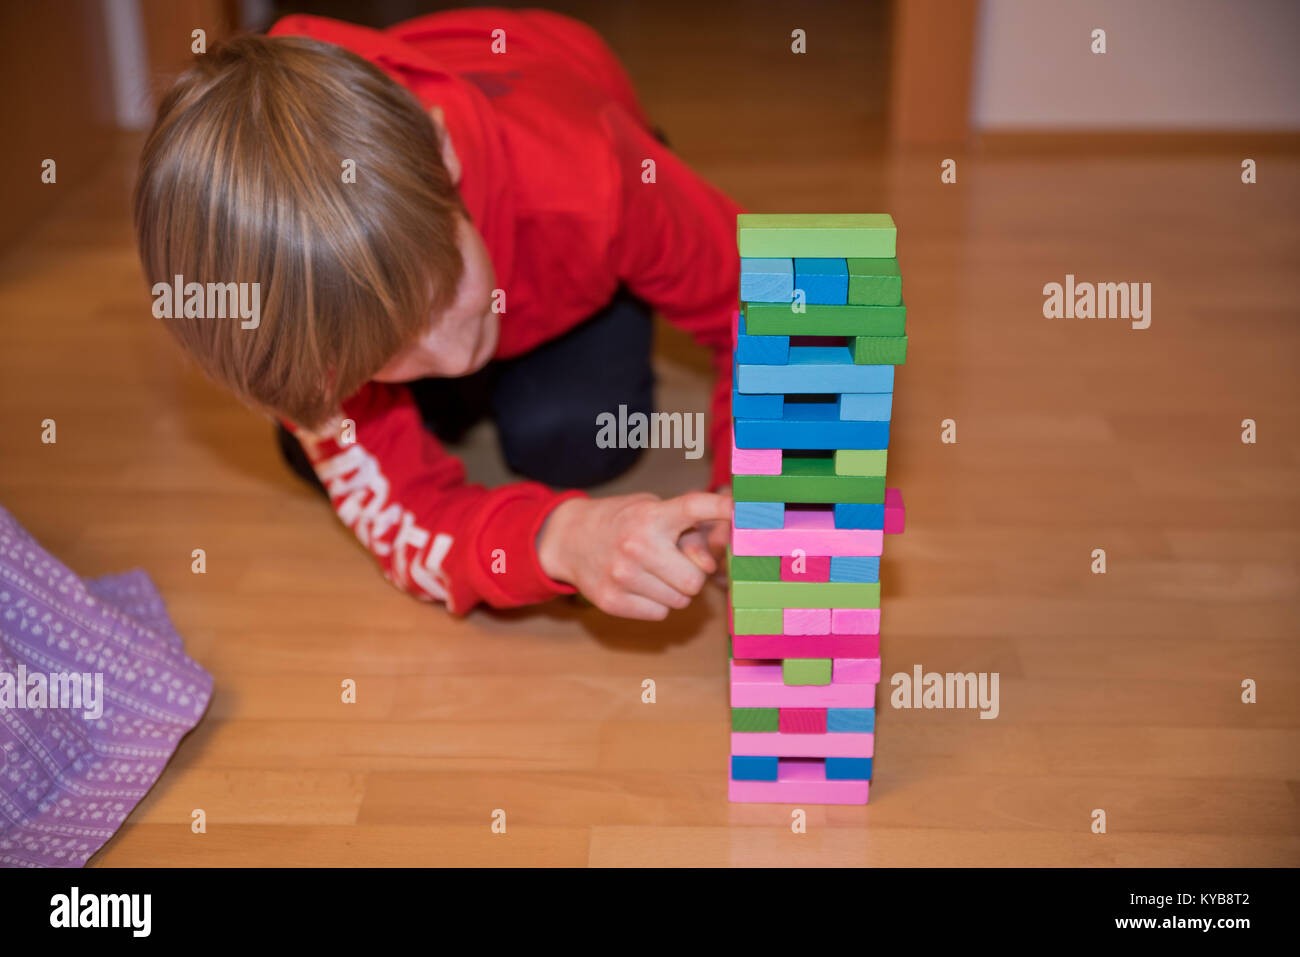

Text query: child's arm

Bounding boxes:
[294,381,727,617]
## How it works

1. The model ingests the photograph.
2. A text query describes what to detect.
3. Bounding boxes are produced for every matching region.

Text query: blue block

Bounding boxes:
[840,393,893,421]
[731,755,779,781]
[794,258,849,305]
[740,258,794,303]
[825,757,873,780]
[734,401,890,450]
[736,347,894,395]
[734,501,784,529]
[829,556,880,582]
[736,313,789,364]
[827,708,875,733]
[833,503,885,529]
[732,390,783,419]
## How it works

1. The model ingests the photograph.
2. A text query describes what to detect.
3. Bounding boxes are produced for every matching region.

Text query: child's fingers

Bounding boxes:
[598,590,672,621]
[657,491,733,535]
[677,530,717,575]
[639,534,709,597]
[615,565,692,611]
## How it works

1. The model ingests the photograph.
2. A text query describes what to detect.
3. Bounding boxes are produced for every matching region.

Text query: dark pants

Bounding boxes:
[277,287,655,491]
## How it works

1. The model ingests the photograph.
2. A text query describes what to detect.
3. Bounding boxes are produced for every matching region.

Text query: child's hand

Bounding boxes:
[676,485,733,585]
[537,491,732,620]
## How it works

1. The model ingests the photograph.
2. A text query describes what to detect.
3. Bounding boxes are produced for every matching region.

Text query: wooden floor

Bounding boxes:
[2,3,1298,866]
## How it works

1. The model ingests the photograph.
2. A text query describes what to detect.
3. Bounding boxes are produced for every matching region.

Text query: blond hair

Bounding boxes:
[134,33,465,428]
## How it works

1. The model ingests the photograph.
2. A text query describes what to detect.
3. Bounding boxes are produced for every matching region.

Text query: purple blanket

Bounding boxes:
[0,506,213,867]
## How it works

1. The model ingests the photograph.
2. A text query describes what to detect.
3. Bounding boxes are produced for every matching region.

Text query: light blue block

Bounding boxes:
[736,312,789,364]
[794,258,849,305]
[740,258,794,303]
[734,501,785,529]
[827,708,875,733]
[734,401,890,450]
[731,755,779,781]
[732,390,783,419]
[840,393,893,421]
[825,757,873,780]
[736,347,894,395]
[829,556,880,583]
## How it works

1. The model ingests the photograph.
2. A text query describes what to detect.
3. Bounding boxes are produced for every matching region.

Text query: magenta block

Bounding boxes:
[884,487,905,534]
[731,634,881,659]
[778,708,827,734]
[780,556,831,582]
[783,607,831,635]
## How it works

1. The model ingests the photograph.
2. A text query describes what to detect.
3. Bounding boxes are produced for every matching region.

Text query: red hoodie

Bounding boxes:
[267,10,740,613]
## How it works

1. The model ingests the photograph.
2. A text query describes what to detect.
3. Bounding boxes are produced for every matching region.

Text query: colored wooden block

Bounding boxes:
[730,428,781,475]
[732,606,783,635]
[732,456,886,504]
[730,754,778,781]
[732,510,883,557]
[739,257,794,302]
[833,502,885,529]
[832,658,881,684]
[731,634,880,660]
[831,608,880,634]
[732,581,881,610]
[735,403,891,450]
[834,449,888,476]
[783,658,832,686]
[732,390,783,419]
[730,661,877,707]
[793,258,849,305]
[829,556,880,582]
[732,731,872,758]
[728,775,869,805]
[783,607,830,634]
[778,708,827,734]
[743,302,906,337]
[827,708,875,733]
[736,213,896,258]
[885,487,906,534]
[839,393,893,421]
[852,335,908,365]
[728,552,780,582]
[734,501,784,529]
[736,313,789,364]
[780,555,830,581]
[732,707,779,732]
[846,257,902,305]
[825,757,873,780]
[736,348,894,396]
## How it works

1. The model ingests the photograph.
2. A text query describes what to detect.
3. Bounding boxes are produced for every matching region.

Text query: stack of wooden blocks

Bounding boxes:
[728,213,906,804]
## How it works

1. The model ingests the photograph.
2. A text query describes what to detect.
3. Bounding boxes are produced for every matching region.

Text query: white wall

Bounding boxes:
[971,0,1300,130]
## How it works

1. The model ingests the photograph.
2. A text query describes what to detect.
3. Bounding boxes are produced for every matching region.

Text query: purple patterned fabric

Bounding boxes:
[0,506,213,867]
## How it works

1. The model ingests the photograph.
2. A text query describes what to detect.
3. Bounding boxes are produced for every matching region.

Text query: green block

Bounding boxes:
[847,258,903,305]
[852,335,908,365]
[732,581,880,609]
[732,707,779,732]
[783,659,833,686]
[727,552,780,581]
[743,302,906,337]
[737,213,896,258]
[733,456,885,503]
[834,449,888,477]
[732,606,783,635]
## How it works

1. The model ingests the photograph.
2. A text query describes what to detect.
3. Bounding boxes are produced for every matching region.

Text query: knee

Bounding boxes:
[499,397,651,488]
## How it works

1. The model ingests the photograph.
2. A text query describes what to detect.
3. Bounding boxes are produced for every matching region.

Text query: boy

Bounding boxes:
[134,10,739,619]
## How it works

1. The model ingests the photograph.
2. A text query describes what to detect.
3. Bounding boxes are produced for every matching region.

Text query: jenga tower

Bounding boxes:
[729,214,906,804]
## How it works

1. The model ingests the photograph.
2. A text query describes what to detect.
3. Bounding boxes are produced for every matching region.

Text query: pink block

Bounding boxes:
[731,634,881,659]
[832,658,881,684]
[730,661,877,707]
[783,607,830,635]
[731,428,782,475]
[831,608,880,634]
[780,556,830,582]
[729,760,870,804]
[731,731,873,758]
[884,488,905,534]
[778,708,827,734]
[733,512,883,557]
